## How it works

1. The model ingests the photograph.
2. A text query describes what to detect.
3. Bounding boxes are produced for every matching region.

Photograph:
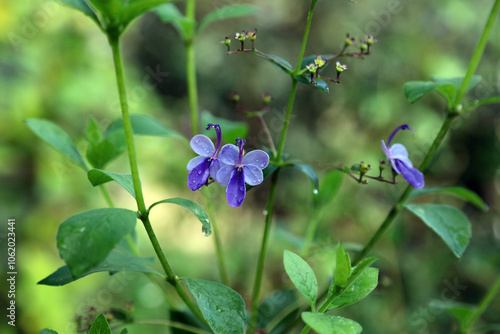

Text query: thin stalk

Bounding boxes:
[295,0,318,73]
[99,185,114,208]
[452,0,500,112]
[256,113,277,157]
[185,0,199,135]
[204,188,229,285]
[109,36,207,327]
[300,207,321,257]
[463,275,500,333]
[109,37,147,215]
[247,170,281,333]
[275,80,298,161]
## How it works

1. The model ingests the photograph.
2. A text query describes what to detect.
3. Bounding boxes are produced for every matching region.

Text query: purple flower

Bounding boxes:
[187,124,223,191]
[216,139,270,207]
[381,124,425,189]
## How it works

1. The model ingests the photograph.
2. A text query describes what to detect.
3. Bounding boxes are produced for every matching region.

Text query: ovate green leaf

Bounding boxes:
[405,204,472,258]
[302,312,362,334]
[283,250,318,310]
[328,267,379,309]
[89,314,111,334]
[106,114,185,140]
[183,278,246,334]
[88,169,136,198]
[409,186,488,211]
[198,4,260,33]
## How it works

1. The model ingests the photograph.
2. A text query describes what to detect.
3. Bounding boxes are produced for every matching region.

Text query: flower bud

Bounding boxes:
[360,41,368,52]
[306,63,317,73]
[365,35,377,45]
[262,93,273,105]
[335,61,347,73]
[360,162,371,175]
[221,36,231,46]
[235,31,246,42]
[345,33,355,47]
[246,28,257,41]
[228,93,240,102]
[379,160,386,171]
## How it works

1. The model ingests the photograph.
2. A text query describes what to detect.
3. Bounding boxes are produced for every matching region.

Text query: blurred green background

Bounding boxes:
[1,0,500,333]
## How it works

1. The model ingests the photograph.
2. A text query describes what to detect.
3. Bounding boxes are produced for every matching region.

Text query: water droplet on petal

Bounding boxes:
[239,186,245,191]
[198,170,202,175]
[313,189,319,195]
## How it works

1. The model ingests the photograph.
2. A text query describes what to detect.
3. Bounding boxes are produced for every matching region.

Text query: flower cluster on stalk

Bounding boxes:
[187,124,269,207]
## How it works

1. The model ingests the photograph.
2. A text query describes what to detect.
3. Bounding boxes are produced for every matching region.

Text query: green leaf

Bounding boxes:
[89,314,111,334]
[106,114,185,140]
[57,208,137,277]
[256,289,297,331]
[149,198,211,236]
[183,278,246,334]
[59,0,100,26]
[120,329,129,334]
[253,52,293,75]
[122,0,177,30]
[301,312,362,334]
[154,3,194,40]
[40,330,59,334]
[198,4,260,33]
[283,250,318,311]
[409,186,488,211]
[289,163,319,193]
[328,267,379,309]
[88,169,136,198]
[316,170,343,208]
[38,249,163,286]
[405,204,472,258]
[334,243,351,288]
[294,75,330,93]
[404,76,482,106]
[201,111,249,144]
[25,118,87,171]
[86,140,121,169]
[86,117,103,145]
[443,303,476,331]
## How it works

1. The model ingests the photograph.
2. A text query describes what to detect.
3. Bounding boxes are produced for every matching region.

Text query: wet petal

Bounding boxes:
[243,165,264,186]
[395,160,425,189]
[187,158,211,191]
[216,164,235,186]
[219,144,239,166]
[226,169,246,207]
[187,156,206,171]
[242,150,269,169]
[190,134,215,157]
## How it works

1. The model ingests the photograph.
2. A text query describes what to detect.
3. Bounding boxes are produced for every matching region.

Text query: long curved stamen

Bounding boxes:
[387,124,413,146]
[207,123,222,158]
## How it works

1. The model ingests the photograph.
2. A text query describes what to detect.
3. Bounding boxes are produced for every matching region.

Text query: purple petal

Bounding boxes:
[226,169,246,207]
[219,144,239,166]
[242,150,270,169]
[209,159,222,180]
[390,143,409,159]
[395,160,425,189]
[190,134,215,157]
[187,158,211,191]
[187,156,206,171]
[243,165,264,186]
[216,165,235,186]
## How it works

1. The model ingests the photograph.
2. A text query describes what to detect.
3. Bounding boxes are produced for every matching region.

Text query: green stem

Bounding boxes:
[295,0,318,74]
[352,113,456,265]
[204,188,229,285]
[99,185,114,208]
[452,0,500,112]
[247,170,281,333]
[109,37,147,215]
[300,208,320,257]
[186,0,199,136]
[463,275,500,333]
[109,35,207,327]
[275,80,298,161]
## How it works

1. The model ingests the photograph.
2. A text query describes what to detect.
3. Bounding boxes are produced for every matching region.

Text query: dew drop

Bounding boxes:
[263,209,268,215]
[198,170,202,175]
[201,226,211,237]
[313,189,319,195]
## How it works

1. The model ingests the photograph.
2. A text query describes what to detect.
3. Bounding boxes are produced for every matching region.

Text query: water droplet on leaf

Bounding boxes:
[201,226,211,237]
[313,189,319,195]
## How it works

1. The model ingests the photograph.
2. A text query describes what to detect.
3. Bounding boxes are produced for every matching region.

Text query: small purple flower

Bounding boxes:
[187,124,223,191]
[381,124,425,189]
[216,139,270,207]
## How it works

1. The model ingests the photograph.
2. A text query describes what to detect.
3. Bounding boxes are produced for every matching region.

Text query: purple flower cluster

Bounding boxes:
[381,124,424,189]
[187,124,270,207]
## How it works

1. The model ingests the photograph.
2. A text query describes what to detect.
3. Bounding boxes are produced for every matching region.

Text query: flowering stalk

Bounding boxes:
[108,35,207,326]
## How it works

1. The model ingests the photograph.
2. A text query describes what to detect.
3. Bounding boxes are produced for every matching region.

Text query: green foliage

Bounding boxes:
[154,4,194,41]
[283,250,318,311]
[334,243,351,288]
[443,303,476,332]
[38,250,163,286]
[40,330,58,334]
[256,289,297,332]
[328,267,379,309]
[148,198,211,236]
[25,118,87,171]
[403,75,482,109]
[106,114,185,140]
[198,4,260,33]
[182,278,246,334]
[253,52,293,75]
[404,204,472,258]
[89,314,111,334]
[301,312,362,334]
[293,75,330,93]
[289,163,320,194]
[299,54,334,73]
[59,0,100,25]
[409,186,488,211]
[88,169,136,198]
[316,170,343,208]
[57,208,137,277]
